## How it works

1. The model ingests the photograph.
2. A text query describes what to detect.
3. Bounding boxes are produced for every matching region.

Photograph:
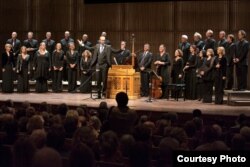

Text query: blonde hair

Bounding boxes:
[206,48,214,57]
[176,49,183,57]
[20,46,27,54]
[5,43,12,49]
[217,47,225,56]
[82,50,92,58]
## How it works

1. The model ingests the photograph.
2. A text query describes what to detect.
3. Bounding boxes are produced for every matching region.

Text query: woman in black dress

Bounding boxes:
[33,42,51,93]
[196,50,206,101]
[154,44,171,98]
[66,42,78,92]
[2,44,15,93]
[16,46,30,93]
[200,49,216,103]
[80,50,92,93]
[171,49,184,84]
[52,43,64,92]
[214,47,227,104]
[183,45,198,100]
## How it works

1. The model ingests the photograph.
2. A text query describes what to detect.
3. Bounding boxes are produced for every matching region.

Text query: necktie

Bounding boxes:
[12,40,15,47]
[100,45,104,53]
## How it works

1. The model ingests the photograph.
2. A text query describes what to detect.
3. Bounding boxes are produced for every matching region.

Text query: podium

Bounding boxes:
[107,65,140,99]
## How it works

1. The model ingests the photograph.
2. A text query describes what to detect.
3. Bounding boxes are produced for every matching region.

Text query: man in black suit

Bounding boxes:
[96,32,111,45]
[42,32,56,55]
[193,32,204,51]
[137,43,153,97]
[203,29,216,53]
[114,41,130,65]
[80,36,122,98]
[178,35,190,65]
[225,34,236,90]
[6,32,21,58]
[60,31,74,81]
[78,34,92,56]
[23,32,39,79]
[234,30,249,90]
[218,31,228,48]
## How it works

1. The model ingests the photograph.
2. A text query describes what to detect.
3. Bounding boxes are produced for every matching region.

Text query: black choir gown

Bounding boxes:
[202,57,215,103]
[16,54,30,92]
[52,50,64,92]
[33,51,51,93]
[196,57,206,100]
[155,53,171,98]
[214,56,227,104]
[66,51,78,92]
[2,52,15,93]
[80,57,92,93]
[184,54,197,100]
[171,58,184,84]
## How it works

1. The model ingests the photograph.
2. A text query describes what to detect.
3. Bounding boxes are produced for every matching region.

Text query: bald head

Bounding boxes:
[12,32,17,39]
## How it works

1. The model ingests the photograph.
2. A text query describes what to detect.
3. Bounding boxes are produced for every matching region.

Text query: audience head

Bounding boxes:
[13,137,36,167]
[27,115,44,134]
[32,147,62,167]
[73,126,96,147]
[30,129,47,149]
[46,124,66,151]
[115,92,129,108]
[133,124,151,143]
[70,143,95,167]
[57,103,68,117]
[100,131,119,158]
[120,134,136,157]
[129,142,151,167]
[240,126,250,142]
[192,109,202,118]
[231,133,246,150]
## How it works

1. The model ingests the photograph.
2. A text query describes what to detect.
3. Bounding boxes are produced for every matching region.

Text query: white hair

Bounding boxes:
[194,32,202,39]
[182,35,188,40]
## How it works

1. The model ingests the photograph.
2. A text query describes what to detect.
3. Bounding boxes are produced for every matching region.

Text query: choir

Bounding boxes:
[1,30,249,104]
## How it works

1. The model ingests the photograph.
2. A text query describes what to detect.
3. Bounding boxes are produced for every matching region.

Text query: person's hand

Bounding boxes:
[54,66,57,70]
[140,67,145,71]
[233,58,239,63]
[200,71,205,76]
[178,74,182,78]
[33,67,36,71]
[2,68,5,72]
[78,40,84,46]
[132,53,136,57]
[49,68,51,71]
[216,64,220,68]
[83,71,87,74]
[222,76,226,80]
[16,70,19,73]
[12,68,16,71]
[154,61,159,65]
[59,67,63,71]
[28,71,30,75]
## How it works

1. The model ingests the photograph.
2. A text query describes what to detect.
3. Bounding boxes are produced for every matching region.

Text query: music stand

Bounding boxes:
[75,69,98,100]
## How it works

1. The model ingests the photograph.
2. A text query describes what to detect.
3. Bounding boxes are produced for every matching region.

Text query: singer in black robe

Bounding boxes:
[52,50,64,92]
[33,51,51,93]
[225,39,236,90]
[154,52,171,98]
[196,51,206,101]
[2,49,15,93]
[214,54,227,104]
[66,50,78,92]
[16,54,30,93]
[184,53,198,100]
[80,54,92,93]
[201,54,215,103]
[171,58,184,84]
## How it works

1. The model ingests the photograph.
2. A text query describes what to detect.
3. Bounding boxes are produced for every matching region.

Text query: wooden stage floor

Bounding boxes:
[0,92,249,117]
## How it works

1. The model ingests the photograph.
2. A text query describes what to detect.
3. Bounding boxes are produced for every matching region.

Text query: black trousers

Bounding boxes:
[96,64,109,95]
[196,78,204,100]
[53,70,62,92]
[236,65,248,90]
[215,77,225,104]
[68,68,77,92]
[140,71,150,96]
[202,80,213,103]
[226,65,234,89]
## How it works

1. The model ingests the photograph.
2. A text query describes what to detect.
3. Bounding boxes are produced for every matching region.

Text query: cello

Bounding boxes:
[150,64,163,99]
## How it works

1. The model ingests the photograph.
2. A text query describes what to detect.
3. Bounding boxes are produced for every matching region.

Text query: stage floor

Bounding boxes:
[0,93,249,116]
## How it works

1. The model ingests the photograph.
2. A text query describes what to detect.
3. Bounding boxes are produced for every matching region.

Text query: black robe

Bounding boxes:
[52,50,64,92]
[196,56,206,100]
[16,54,30,92]
[178,42,190,65]
[33,51,51,93]
[225,42,236,89]
[214,56,227,104]
[66,51,78,92]
[184,54,197,100]
[202,57,215,103]
[2,52,15,93]
[171,58,184,84]
[80,57,92,93]
[203,38,216,53]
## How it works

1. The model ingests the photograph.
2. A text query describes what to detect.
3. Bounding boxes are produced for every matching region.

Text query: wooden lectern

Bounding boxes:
[106,34,141,99]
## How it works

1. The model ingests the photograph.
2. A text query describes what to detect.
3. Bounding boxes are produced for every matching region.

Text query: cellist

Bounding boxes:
[154,44,171,99]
